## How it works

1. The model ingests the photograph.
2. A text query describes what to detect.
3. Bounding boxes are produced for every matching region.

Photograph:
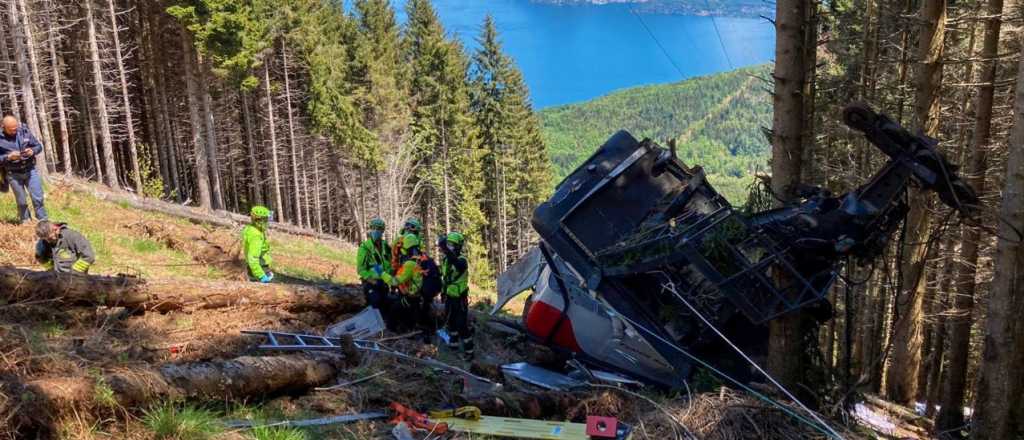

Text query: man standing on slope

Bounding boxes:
[439,231,472,358]
[35,220,95,274]
[243,206,274,283]
[357,218,392,310]
[0,115,47,224]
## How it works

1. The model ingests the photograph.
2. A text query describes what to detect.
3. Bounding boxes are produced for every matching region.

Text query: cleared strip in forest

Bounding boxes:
[676,75,757,145]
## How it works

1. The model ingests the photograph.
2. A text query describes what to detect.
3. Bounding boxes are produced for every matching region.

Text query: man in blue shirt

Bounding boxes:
[0,115,47,223]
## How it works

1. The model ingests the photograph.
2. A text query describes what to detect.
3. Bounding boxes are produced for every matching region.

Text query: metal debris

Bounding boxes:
[501,362,584,391]
[325,307,385,339]
[224,411,388,429]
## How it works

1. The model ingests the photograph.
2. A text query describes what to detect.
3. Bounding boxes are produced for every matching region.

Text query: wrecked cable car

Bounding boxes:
[492,103,979,389]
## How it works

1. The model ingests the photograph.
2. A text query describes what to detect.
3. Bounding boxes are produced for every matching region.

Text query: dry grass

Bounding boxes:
[0,184,873,440]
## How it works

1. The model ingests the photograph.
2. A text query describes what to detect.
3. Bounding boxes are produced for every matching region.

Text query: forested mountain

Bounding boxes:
[0,0,552,285]
[539,65,770,203]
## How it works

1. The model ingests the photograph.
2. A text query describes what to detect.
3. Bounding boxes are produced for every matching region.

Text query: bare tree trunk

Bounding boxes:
[106,0,141,193]
[937,0,1002,431]
[241,90,261,205]
[85,0,116,187]
[767,0,812,394]
[282,48,303,227]
[200,62,223,209]
[312,144,323,232]
[18,0,56,173]
[9,0,48,175]
[264,62,284,221]
[181,31,211,209]
[46,22,71,176]
[970,32,1024,438]
[886,0,946,405]
[0,17,20,117]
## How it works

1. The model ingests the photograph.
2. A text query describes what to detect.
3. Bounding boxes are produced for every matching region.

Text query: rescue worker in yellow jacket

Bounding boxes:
[356,218,392,310]
[35,221,95,274]
[382,233,429,332]
[439,231,472,357]
[242,206,273,282]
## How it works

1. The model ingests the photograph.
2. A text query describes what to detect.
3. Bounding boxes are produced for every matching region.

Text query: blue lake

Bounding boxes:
[399,0,776,108]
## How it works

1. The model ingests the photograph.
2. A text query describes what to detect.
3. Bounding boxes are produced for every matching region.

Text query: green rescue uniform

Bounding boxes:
[357,237,392,282]
[357,235,392,310]
[440,231,472,356]
[242,223,272,280]
[35,224,95,273]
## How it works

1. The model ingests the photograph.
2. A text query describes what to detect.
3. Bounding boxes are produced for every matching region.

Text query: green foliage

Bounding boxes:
[136,145,168,199]
[131,238,163,254]
[539,65,772,204]
[167,0,274,85]
[248,426,308,440]
[92,377,118,409]
[470,16,554,273]
[142,403,224,440]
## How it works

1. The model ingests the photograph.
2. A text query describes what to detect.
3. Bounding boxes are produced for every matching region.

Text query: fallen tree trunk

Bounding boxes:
[862,394,933,431]
[57,176,347,243]
[0,267,364,314]
[25,354,348,411]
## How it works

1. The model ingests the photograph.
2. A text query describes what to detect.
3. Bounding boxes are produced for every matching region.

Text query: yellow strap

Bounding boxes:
[72,260,91,273]
[428,407,481,421]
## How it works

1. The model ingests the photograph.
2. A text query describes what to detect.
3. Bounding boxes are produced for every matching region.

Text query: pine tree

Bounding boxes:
[471,15,552,273]
[405,0,493,284]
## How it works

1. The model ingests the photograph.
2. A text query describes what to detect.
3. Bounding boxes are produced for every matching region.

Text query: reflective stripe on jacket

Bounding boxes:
[35,224,95,273]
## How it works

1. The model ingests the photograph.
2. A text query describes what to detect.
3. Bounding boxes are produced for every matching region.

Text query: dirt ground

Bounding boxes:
[0,185,896,440]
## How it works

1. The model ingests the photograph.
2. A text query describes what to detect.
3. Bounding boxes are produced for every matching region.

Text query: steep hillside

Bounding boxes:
[0,180,867,440]
[540,65,771,203]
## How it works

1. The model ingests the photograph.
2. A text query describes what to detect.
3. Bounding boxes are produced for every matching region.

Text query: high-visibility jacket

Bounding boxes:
[242,224,272,279]
[357,238,391,281]
[35,224,95,273]
[390,258,424,296]
[441,254,469,298]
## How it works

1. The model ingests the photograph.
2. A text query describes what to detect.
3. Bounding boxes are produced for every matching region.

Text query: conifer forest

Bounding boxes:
[0,0,1021,438]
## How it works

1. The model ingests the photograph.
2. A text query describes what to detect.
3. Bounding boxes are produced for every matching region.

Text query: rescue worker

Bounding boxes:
[439,231,472,357]
[356,218,392,310]
[242,205,274,283]
[382,233,425,332]
[0,115,47,223]
[35,221,95,274]
[390,217,424,273]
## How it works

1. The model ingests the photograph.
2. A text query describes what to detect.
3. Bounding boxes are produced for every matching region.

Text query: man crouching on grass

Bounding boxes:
[35,220,95,274]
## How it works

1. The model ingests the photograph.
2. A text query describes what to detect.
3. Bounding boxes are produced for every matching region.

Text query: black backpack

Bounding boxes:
[418,255,442,297]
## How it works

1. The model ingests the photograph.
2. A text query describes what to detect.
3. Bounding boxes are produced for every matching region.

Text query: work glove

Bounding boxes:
[260,273,274,283]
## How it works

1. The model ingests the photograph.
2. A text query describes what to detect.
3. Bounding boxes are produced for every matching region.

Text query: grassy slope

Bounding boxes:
[540,65,771,204]
[0,181,358,284]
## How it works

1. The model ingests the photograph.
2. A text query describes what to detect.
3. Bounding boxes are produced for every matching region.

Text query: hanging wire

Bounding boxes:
[652,271,847,440]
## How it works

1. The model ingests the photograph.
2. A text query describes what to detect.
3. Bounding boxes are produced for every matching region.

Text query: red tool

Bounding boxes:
[389,402,449,434]
[586,416,619,439]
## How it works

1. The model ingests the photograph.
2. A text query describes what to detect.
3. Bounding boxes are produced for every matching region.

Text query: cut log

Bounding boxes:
[54,176,349,243]
[0,267,364,314]
[862,394,933,430]
[23,354,346,411]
